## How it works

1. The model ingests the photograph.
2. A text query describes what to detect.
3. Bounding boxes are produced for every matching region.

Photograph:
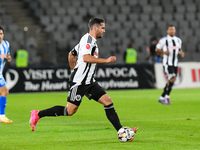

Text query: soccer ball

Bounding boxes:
[117,127,135,142]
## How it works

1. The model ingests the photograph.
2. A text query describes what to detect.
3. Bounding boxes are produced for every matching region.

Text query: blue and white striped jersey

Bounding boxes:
[0,40,10,77]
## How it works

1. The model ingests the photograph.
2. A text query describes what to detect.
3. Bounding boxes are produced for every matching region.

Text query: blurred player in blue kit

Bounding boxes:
[0,26,13,124]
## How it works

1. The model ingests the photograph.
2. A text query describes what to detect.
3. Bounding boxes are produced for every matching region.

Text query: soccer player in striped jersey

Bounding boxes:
[29,17,138,134]
[0,26,13,124]
[156,25,184,105]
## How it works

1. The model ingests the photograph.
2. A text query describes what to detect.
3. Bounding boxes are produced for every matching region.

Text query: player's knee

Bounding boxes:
[98,94,113,106]
[67,107,78,116]
[66,102,79,116]
[170,77,176,82]
[1,90,9,97]
[107,97,113,104]
[67,110,74,116]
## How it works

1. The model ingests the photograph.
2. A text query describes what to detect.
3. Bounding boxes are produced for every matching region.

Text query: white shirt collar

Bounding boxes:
[167,35,175,39]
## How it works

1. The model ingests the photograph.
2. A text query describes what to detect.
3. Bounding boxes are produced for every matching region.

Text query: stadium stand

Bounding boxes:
[0,0,199,66]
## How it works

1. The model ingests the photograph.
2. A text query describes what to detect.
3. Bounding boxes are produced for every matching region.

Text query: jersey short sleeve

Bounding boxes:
[71,44,79,56]
[81,35,93,55]
[4,40,10,54]
[178,38,182,49]
[156,38,165,50]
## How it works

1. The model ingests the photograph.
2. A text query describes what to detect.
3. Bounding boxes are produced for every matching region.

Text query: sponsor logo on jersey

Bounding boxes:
[94,51,98,57]
[0,54,7,58]
[86,44,90,50]
[167,46,179,49]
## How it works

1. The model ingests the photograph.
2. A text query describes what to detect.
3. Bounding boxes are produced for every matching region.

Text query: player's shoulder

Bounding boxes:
[175,36,182,41]
[3,40,9,44]
[81,33,95,44]
[159,36,167,41]
[158,36,167,43]
[3,40,9,47]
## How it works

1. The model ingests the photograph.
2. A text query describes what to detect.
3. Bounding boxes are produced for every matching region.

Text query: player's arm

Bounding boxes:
[155,48,169,55]
[179,48,184,57]
[155,38,169,55]
[6,42,12,62]
[68,51,77,72]
[7,54,12,62]
[83,54,116,63]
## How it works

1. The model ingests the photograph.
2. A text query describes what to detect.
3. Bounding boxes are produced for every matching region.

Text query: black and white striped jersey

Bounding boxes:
[156,35,182,67]
[69,33,99,86]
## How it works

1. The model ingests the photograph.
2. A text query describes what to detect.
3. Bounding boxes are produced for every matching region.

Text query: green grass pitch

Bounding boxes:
[0,88,200,150]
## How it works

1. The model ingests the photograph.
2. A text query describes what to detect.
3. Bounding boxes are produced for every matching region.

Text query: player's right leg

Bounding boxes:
[158,82,169,105]
[29,85,83,131]
[29,103,78,131]
[29,105,68,131]
[0,82,12,124]
[158,65,169,105]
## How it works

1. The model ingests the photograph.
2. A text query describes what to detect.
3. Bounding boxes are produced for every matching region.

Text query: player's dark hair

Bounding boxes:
[88,17,105,30]
[0,26,4,33]
[168,25,175,29]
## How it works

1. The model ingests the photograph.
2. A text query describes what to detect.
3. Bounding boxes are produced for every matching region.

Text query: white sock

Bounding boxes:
[165,95,170,99]
[0,115,5,118]
[159,96,165,100]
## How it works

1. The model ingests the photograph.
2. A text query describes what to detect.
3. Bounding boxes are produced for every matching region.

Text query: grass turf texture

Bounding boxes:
[0,88,200,150]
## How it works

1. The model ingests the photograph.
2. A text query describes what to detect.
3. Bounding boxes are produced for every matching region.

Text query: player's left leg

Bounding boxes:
[165,77,176,104]
[89,82,138,132]
[164,66,177,104]
[98,94,122,131]
[167,66,177,96]
[98,94,138,133]
[0,84,12,124]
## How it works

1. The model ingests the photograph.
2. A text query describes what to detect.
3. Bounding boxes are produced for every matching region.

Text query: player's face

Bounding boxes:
[167,26,176,37]
[0,30,4,44]
[96,23,105,39]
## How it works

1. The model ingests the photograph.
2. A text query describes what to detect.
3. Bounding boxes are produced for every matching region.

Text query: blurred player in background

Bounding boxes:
[156,25,184,105]
[29,17,138,134]
[0,26,13,124]
[146,37,161,63]
[124,43,137,64]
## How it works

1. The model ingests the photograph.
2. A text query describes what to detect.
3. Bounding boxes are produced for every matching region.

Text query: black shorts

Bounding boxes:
[67,82,106,106]
[163,65,177,80]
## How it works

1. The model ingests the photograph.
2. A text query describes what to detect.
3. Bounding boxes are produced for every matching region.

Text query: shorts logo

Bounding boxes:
[86,44,90,50]
[74,95,81,101]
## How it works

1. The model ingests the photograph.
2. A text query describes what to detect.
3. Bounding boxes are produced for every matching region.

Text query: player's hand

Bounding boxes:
[155,49,162,53]
[7,54,12,62]
[163,50,169,55]
[106,56,116,63]
[179,51,184,57]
